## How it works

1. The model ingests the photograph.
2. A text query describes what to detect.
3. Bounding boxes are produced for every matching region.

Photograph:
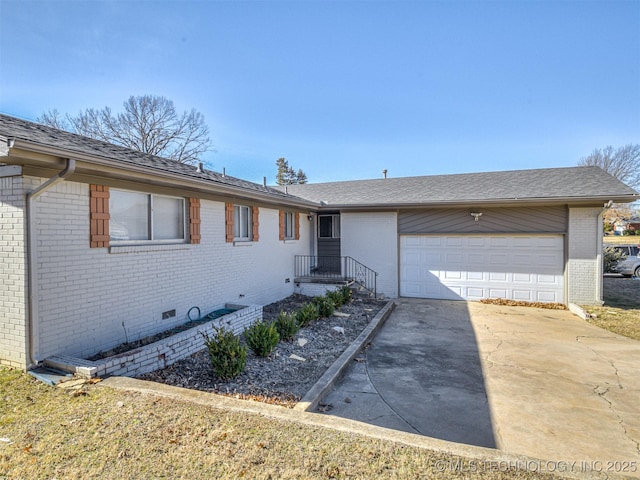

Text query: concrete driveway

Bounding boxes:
[321,299,640,468]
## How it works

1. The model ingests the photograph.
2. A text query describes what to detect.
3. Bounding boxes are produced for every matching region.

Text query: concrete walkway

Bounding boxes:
[320,299,640,470]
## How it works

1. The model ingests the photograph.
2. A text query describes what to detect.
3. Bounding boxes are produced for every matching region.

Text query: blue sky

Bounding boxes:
[1,0,638,184]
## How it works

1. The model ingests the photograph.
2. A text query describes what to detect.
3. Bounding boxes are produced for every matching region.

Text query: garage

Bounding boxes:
[400,234,565,302]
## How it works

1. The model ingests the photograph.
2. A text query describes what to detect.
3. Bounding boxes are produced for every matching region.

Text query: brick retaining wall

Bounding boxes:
[44,304,261,378]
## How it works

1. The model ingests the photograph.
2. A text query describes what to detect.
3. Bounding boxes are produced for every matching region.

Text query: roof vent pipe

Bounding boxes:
[222,167,226,177]
[196,162,203,173]
[263,176,267,187]
[383,169,387,179]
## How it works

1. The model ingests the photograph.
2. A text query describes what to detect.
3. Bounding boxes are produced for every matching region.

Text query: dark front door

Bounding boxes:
[317,214,341,274]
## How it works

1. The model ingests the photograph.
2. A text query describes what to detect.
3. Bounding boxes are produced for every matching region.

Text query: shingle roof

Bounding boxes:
[279,167,639,207]
[2,113,637,208]
[0,113,294,201]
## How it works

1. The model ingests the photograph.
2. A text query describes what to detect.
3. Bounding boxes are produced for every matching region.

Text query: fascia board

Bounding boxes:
[320,195,639,211]
[6,139,318,210]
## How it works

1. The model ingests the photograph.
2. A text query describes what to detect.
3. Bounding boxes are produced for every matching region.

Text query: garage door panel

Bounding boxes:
[513,290,533,301]
[400,235,564,302]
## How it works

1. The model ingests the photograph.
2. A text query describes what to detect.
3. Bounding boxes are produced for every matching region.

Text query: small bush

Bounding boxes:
[604,245,627,273]
[312,295,335,318]
[275,311,299,341]
[325,289,344,308]
[201,327,247,380]
[244,321,280,357]
[336,285,353,305]
[296,302,319,327]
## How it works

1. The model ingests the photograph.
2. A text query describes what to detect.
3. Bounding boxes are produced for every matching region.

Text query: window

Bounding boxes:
[318,214,340,238]
[234,205,252,240]
[284,212,295,239]
[109,189,186,243]
[280,210,299,241]
[226,203,259,243]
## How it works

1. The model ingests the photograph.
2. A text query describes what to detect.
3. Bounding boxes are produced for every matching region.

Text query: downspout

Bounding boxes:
[596,200,613,305]
[26,158,76,367]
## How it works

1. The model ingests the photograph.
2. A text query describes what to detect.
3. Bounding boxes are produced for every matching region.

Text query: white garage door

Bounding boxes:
[400,235,564,302]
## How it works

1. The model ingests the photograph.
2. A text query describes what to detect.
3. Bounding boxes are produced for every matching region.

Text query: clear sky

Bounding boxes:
[1,0,638,184]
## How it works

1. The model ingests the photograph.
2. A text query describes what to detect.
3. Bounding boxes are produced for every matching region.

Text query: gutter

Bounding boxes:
[25,157,76,367]
[8,139,317,210]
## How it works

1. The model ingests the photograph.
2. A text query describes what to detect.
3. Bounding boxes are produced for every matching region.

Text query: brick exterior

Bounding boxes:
[3,178,309,364]
[0,173,29,368]
[567,206,603,305]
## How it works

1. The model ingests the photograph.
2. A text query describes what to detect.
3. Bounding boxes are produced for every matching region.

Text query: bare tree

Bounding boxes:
[37,108,70,131]
[37,95,211,165]
[578,144,640,189]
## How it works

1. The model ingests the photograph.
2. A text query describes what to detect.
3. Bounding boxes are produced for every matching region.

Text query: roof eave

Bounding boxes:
[318,195,639,210]
[4,138,318,210]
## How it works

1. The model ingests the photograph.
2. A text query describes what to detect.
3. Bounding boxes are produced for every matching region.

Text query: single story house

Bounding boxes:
[1,113,637,370]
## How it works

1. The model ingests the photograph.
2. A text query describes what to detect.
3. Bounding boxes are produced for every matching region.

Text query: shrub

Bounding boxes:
[275,311,299,341]
[339,285,353,304]
[244,321,280,357]
[201,327,247,380]
[312,295,335,318]
[603,245,627,273]
[296,302,319,327]
[325,289,344,308]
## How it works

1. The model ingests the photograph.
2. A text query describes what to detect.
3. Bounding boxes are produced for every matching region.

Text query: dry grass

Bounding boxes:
[0,367,561,480]
[583,276,640,341]
[479,298,567,310]
[603,235,640,245]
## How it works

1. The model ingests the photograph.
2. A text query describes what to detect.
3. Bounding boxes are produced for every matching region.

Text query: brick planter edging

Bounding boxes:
[44,304,262,379]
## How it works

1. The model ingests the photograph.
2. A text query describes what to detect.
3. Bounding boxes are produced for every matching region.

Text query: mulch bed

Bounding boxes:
[138,294,387,407]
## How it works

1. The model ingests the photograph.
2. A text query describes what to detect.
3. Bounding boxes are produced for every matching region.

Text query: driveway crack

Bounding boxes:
[578,337,640,455]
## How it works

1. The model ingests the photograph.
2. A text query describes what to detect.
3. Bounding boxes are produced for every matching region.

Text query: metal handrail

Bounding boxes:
[294,255,377,297]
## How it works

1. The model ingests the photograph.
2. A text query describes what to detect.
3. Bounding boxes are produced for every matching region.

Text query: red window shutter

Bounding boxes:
[89,185,110,248]
[279,210,285,241]
[189,198,201,244]
[252,206,260,242]
[225,203,234,243]
[295,212,301,240]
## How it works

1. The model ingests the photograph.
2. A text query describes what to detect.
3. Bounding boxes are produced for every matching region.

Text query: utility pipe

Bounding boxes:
[25,158,76,366]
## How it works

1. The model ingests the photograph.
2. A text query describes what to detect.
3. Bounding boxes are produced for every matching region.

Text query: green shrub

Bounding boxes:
[312,295,335,318]
[201,327,247,380]
[275,311,299,341]
[603,245,627,273]
[325,289,344,308]
[339,285,353,304]
[244,321,280,357]
[296,302,319,327]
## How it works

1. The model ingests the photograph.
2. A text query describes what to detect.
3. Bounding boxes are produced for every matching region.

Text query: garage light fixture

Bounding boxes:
[470,212,483,222]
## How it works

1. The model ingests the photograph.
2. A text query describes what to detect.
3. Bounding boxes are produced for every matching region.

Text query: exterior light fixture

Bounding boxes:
[470,212,483,222]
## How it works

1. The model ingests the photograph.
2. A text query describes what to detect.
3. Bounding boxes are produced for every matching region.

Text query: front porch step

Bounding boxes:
[294,277,354,286]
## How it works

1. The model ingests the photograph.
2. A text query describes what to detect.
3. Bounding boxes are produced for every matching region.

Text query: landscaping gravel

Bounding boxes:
[138,294,387,407]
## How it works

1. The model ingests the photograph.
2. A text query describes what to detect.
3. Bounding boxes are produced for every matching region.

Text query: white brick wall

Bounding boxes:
[0,174,29,368]
[567,206,602,305]
[18,178,310,362]
[340,212,398,298]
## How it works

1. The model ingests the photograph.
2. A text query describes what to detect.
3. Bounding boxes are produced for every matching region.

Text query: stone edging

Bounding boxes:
[294,300,396,412]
